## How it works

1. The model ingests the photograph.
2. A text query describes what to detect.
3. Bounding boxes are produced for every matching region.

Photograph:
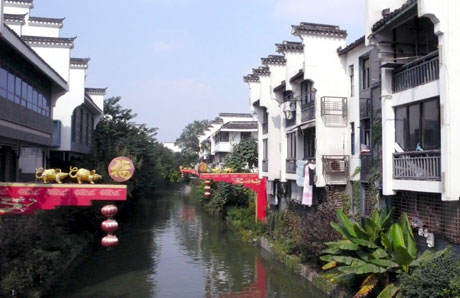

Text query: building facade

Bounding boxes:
[198,113,257,169]
[1,0,106,181]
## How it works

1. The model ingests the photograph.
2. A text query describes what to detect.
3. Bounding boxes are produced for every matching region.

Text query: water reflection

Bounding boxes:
[50,192,326,298]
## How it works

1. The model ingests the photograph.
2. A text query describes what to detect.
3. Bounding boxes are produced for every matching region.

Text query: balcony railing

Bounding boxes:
[392,51,439,93]
[262,160,268,172]
[393,150,441,181]
[262,122,268,134]
[286,158,296,174]
[360,98,371,119]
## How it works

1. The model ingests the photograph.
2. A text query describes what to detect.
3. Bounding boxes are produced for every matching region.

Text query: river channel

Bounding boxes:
[50,190,327,298]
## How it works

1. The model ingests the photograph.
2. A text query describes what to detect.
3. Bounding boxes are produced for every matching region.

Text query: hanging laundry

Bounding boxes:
[302,162,316,206]
[282,101,293,120]
[296,160,306,187]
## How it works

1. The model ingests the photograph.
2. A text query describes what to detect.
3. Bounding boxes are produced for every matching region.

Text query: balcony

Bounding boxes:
[360,98,370,119]
[392,51,439,93]
[262,160,268,172]
[393,150,441,181]
[286,158,296,174]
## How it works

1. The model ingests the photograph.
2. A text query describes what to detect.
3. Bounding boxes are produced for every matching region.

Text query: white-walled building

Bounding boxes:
[367,0,460,245]
[2,0,106,178]
[198,113,257,168]
[245,23,362,207]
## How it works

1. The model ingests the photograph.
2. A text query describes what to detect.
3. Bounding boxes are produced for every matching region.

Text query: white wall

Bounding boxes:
[30,46,70,81]
[301,34,348,187]
[22,23,60,38]
[53,66,86,151]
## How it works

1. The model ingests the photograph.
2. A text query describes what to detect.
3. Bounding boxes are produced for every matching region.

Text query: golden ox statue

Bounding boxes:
[69,167,102,184]
[35,168,68,184]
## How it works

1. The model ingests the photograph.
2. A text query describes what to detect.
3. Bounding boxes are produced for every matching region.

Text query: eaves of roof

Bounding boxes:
[289,69,304,82]
[85,87,107,96]
[21,35,76,48]
[1,24,67,91]
[292,22,347,38]
[276,41,304,53]
[337,36,365,56]
[243,74,260,83]
[29,16,65,27]
[261,55,286,65]
[4,13,27,23]
[371,0,417,34]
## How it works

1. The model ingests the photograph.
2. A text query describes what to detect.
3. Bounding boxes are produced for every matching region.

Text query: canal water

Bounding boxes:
[50,191,326,298]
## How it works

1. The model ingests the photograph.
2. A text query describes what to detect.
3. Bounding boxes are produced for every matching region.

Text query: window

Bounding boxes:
[241,132,251,140]
[361,119,371,149]
[287,132,296,159]
[361,57,370,90]
[86,112,90,145]
[0,67,51,117]
[71,109,76,143]
[263,139,268,160]
[216,131,229,143]
[351,122,355,155]
[79,108,84,144]
[301,80,314,106]
[262,109,268,134]
[349,65,354,97]
[394,98,440,151]
[303,128,315,159]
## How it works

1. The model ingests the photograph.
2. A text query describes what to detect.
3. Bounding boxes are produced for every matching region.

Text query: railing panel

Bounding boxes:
[392,51,439,93]
[393,150,441,180]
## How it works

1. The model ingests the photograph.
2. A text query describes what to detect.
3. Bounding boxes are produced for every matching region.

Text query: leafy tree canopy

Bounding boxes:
[225,137,258,172]
[175,120,209,164]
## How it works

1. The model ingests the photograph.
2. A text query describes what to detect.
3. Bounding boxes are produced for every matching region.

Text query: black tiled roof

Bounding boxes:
[276,41,304,53]
[337,36,365,55]
[4,14,27,22]
[261,55,286,65]
[290,69,304,82]
[292,22,347,37]
[243,74,260,83]
[253,66,270,76]
[70,57,90,65]
[29,16,65,25]
[221,121,257,130]
[219,113,253,118]
[5,0,33,5]
[273,81,286,93]
[371,0,417,33]
[22,35,76,47]
[85,87,107,95]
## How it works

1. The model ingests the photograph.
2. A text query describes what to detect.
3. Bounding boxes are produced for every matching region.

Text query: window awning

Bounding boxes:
[285,120,315,133]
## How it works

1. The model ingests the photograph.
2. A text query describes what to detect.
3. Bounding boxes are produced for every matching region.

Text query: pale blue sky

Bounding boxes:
[33,0,365,142]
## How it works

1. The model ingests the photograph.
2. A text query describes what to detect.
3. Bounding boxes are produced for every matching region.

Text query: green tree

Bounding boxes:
[224,137,258,172]
[175,120,209,164]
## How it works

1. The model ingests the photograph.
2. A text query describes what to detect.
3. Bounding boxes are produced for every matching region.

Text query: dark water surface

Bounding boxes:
[50,191,326,298]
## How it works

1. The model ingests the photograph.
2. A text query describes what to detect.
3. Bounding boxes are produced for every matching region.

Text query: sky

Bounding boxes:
[33,0,365,142]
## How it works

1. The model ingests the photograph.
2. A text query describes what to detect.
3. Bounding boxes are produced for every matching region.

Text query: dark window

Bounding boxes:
[301,80,314,106]
[71,110,76,142]
[241,132,251,140]
[14,77,21,104]
[361,119,371,149]
[351,122,355,155]
[287,132,296,159]
[79,108,84,144]
[263,139,268,160]
[349,65,354,97]
[7,72,15,101]
[0,68,7,98]
[303,128,315,159]
[216,131,229,143]
[394,98,440,151]
[86,112,90,145]
[361,57,370,90]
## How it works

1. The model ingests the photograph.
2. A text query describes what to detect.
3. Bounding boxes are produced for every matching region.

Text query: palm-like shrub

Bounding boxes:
[321,209,439,298]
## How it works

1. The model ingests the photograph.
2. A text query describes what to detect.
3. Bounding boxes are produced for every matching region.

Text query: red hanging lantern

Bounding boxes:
[204,185,211,191]
[204,191,211,197]
[101,234,119,248]
[204,180,211,185]
[101,219,119,234]
[101,205,118,218]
